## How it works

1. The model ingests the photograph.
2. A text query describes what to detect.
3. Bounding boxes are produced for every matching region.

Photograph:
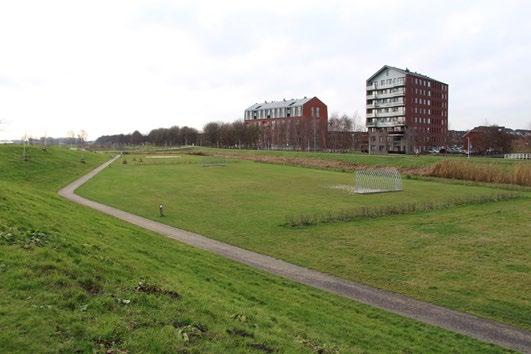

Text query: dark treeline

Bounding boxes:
[95,114,364,150]
[96,127,199,146]
[94,121,261,148]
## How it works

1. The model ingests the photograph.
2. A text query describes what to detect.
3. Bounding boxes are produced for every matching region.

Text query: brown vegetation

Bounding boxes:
[429,160,531,186]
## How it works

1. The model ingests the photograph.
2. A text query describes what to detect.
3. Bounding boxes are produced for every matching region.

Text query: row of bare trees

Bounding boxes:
[95,126,201,147]
[93,112,365,150]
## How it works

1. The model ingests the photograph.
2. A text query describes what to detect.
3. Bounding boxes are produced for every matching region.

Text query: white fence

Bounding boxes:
[504,153,530,160]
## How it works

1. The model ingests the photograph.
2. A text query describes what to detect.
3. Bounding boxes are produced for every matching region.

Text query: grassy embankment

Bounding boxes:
[1,145,510,353]
[78,153,531,331]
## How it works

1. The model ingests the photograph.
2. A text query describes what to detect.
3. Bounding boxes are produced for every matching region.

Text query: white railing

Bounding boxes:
[504,153,531,160]
[367,119,405,128]
[374,110,405,118]
[376,89,405,98]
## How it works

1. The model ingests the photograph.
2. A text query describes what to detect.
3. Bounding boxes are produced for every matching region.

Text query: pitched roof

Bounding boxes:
[367,65,447,84]
[245,97,313,111]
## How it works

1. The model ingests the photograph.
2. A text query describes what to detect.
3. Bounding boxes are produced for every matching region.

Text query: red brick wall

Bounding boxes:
[405,74,448,150]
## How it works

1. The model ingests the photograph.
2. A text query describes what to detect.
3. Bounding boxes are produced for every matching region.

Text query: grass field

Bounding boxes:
[1,145,511,352]
[195,146,527,170]
[77,153,531,331]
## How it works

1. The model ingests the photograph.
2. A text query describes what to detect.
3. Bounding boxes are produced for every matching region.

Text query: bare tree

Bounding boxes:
[77,130,88,146]
[351,111,366,132]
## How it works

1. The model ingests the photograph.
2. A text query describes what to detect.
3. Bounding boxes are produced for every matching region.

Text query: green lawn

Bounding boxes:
[195,147,526,170]
[78,154,531,331]
[1,145,510,352]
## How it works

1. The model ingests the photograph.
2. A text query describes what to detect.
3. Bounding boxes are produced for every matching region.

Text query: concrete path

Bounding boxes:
[59,156,531,353]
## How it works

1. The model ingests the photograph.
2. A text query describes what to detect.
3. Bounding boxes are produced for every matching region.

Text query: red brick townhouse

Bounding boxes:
[244,96,328,150]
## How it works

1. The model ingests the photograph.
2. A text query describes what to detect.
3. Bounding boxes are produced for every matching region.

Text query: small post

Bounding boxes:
[159,203,164,217]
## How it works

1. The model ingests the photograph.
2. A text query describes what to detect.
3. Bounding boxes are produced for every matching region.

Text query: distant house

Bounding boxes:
[244,97,328,150]
[463,126,529,154]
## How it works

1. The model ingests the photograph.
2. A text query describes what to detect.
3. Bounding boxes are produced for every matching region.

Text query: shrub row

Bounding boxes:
[429,160,531,186]
[283,192,521,227]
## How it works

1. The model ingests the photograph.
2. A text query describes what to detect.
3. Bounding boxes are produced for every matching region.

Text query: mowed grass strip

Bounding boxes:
[77,154,531,330]
[0,146,509,353]
[195,146,527,170]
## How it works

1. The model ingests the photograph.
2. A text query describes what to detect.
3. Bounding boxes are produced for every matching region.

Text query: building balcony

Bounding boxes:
[376,89,405,99]
[372,110,405,118]
[367,119,406,128]
[367,81,405,91]
[367,101,404,109]
[388,129,406,135]
[367,111,404,119]
[366,93,377,99]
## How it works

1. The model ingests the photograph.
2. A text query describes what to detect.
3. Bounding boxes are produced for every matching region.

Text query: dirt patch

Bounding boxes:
[227,327,254,338]
[93,337,127,354]
[134,281,180,299]
[79,277,103,295]
[248,343,276,353]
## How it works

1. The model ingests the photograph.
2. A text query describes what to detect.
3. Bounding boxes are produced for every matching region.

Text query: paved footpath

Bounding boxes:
[59,156,531,353]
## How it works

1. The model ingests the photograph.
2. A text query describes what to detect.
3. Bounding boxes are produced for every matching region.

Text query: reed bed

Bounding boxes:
[429,160,531,186]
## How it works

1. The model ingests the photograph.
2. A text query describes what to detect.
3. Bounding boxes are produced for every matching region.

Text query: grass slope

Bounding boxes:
[0,146,508,352]
[77,154,531,330]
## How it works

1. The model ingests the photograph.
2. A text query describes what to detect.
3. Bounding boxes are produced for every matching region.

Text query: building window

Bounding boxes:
[316,107,320,118]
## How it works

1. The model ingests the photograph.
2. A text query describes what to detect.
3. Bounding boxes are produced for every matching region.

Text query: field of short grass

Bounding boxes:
[2,146,509,352]
[195,146,526,170]
[77,153,531,330]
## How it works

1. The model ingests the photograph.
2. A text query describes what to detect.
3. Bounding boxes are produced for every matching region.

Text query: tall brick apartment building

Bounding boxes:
[366,65,449,153]
[244,97,328,150]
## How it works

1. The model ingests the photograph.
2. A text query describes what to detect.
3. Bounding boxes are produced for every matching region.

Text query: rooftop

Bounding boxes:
[245,97,313,111]
[367,65,447,84]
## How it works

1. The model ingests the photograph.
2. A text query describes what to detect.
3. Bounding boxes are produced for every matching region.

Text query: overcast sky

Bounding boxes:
[1,0,530,140]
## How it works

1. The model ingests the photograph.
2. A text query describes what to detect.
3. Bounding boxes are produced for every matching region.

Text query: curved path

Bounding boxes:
[59,156,531,353]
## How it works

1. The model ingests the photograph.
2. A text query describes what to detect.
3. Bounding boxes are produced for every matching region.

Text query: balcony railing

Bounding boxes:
[367,101,404,109]
[367,81,405,91]
[366,119,406,128]
[367,111,404,119]
[388,129,406,135]
[376,90,405,98]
